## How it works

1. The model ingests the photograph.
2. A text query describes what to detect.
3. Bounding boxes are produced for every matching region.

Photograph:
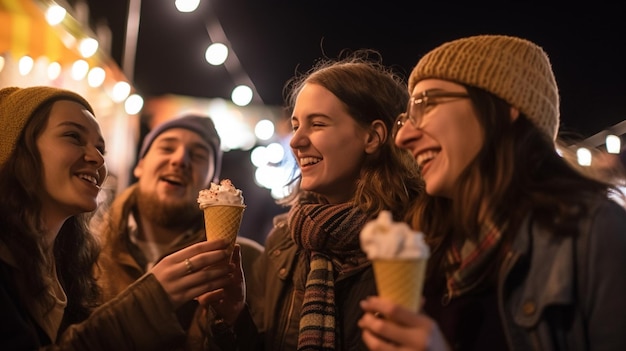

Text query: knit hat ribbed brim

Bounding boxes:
[0,86,94,169]
[409,35,559,139]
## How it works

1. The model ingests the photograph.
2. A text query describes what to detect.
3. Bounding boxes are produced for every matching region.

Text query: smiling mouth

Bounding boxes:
[299,157,321,167]
[78,173,99,187]
[161,175,186,186]
[416,150,438,169]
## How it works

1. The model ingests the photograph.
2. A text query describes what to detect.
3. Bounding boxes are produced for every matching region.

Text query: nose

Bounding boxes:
[85,144,105,168]
[170,145,191,168]
[394,122,422,150]
[85,145,108,184]
[289,127,309,150]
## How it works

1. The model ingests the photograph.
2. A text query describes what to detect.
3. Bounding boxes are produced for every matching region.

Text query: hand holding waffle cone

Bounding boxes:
[360,211,430,313]
[197,179,245,256]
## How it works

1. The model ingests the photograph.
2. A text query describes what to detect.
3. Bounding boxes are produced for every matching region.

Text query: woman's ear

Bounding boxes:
[365,120,387,154]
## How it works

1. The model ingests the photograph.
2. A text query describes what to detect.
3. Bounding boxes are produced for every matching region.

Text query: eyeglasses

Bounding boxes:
[393,90,469,137]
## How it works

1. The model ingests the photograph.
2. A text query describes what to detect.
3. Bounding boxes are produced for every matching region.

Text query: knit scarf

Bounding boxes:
[289,201,370,351]
[445,221,503,299]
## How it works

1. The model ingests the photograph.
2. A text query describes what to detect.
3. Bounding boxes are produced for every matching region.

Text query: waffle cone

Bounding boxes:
[203,205,245,255]
[372,258,427,313]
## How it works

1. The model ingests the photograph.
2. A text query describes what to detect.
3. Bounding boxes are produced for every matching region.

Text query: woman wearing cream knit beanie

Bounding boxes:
[359,35,626,350]
[408,34,560,140]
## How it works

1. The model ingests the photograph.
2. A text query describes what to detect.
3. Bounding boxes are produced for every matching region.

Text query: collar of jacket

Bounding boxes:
[99,184,206,269]
[267,213,371,283]
[507,215,576,328]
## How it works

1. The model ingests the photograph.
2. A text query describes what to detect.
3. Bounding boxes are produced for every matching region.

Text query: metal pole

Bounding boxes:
[122,0,141,81]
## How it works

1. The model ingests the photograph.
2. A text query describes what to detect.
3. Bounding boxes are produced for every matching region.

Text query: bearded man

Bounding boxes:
[94,115,262,350]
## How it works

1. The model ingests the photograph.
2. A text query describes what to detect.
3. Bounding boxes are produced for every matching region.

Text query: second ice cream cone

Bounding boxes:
[360,211,430,313]
[372,258,427,313]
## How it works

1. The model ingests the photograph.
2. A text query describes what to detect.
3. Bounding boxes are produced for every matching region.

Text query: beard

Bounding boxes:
[136,188,202,230]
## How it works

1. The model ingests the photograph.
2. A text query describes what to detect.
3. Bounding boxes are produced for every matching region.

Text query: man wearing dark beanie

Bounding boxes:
[137,115,223,181]
[94,114,262,349]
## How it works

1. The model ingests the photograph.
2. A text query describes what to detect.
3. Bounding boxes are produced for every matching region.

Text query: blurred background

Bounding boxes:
[1,0,625,243]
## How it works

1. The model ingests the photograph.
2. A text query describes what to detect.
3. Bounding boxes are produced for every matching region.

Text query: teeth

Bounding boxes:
[79,173,97,185]
[416,150,438,168]
[299,157,320,166]
[162,175,184,185]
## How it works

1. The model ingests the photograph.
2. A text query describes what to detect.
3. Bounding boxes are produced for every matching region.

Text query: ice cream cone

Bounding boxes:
[372,258,427,313]
[203,205,245,255]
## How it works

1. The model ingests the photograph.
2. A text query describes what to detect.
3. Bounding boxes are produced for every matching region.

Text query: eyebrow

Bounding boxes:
[155,136,211,151]
[292,113,332,123]
[412,88,447,97]
[57,121,105,145]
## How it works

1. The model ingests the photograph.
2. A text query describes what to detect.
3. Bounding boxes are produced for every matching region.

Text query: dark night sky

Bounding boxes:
[85,0,626,139]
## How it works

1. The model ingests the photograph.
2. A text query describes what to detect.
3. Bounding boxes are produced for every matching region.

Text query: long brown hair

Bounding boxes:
[0,100,101,333]
[413,85,619,278]
[280,49,423,221]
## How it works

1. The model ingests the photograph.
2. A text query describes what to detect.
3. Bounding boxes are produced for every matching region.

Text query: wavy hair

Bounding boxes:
[280,49,423,221]
[0,100,101,333]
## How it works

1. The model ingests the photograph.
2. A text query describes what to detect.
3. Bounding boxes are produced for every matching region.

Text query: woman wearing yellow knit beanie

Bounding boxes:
[0,87,242,349]
[359,35,626,350]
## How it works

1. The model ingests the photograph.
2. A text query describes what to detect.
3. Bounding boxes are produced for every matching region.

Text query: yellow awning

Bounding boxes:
[0,0,84,64]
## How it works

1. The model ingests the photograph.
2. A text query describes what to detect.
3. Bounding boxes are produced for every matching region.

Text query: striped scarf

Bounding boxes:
[289,201,369,351]
[446,221,504,298]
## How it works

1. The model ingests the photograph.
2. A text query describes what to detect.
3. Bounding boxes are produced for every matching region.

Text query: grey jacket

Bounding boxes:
[501,197,626,350]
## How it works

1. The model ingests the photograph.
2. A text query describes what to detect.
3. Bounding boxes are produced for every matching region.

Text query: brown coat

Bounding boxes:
[94,184,263,350]
[1,240,186,349]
